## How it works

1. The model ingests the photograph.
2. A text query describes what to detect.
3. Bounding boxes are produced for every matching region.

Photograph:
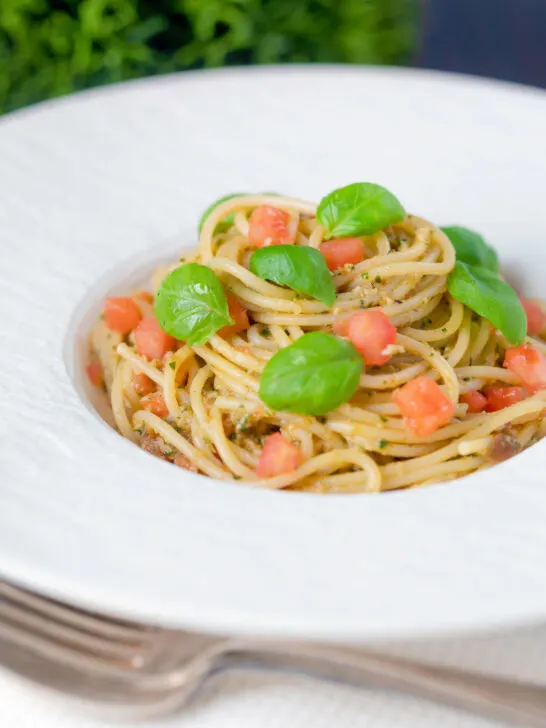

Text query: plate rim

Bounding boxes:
[2,64,546,641]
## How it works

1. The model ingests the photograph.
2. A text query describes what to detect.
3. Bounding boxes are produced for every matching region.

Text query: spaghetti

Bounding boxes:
[87,187,546,493]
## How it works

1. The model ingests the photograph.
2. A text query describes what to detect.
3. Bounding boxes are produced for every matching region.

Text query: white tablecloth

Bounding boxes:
[2,624,546,728]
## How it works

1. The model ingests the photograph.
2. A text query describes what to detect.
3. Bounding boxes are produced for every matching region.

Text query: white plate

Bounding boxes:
[1,66,546,642]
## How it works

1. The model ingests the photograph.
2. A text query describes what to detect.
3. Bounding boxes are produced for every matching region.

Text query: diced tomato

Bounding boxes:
[484,385,526,412]
[248,205,296,247]
[136,290,155,305]
[332,317,350,337]
[103,297,142,334]
[256,432,302,478]
[140,391,169,418]
[219,293,249,338]
[320,237,365,271]
[134,316,176,361]
[133,372,156,396]
[504,344,546,392]
[460,389,487,413]
[393,376,455,436]
[343,309,397,366]
[520,298,546,336]
[85,361,103,388]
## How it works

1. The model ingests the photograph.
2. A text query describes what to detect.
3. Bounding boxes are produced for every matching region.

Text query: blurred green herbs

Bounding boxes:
[0,0,419,114]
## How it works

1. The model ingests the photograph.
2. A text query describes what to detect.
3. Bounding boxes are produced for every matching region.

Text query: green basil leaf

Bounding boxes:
[317,182,406,239]
[154,263,233,345]
[198,193,245,235]
[249,245,336,307]
[441,226,499,272]
[259,332,363,415]
[447,262,526,345]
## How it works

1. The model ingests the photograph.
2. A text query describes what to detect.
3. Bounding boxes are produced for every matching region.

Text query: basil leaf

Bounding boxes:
[441,226,499,273]
[250,245,336,307]
[317,182,406,239]
[198,193,244,235]
[154,263,233,345]
[447,262,526,345]
[259,332,363,415]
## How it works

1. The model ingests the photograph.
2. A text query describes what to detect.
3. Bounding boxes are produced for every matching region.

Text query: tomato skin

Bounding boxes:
[134,316,176,361]
[320,237,365,271]
[86,361,103,388]
[248,205,296,247]
[256,432,302,478]
[140,391,169,418]
[133,372,156,396]
[520,298,546,336]
[460,389,487,413]
[484,385,526,412]
[104,297,142,334]
[393,376,455,436]
[337,309,396,366]
[218,293,249,338]
[504,344,546,392]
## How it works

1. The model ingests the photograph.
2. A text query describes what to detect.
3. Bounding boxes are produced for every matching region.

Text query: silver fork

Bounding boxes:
[1,582,546,727]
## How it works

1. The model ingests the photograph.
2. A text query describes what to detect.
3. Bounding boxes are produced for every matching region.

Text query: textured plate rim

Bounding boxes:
[1,65,546,641]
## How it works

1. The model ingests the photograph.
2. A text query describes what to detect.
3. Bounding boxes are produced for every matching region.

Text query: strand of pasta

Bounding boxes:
[132,411,230,479]
[110,359,137,442]
[164,346,194,418]
[248,449,383,492]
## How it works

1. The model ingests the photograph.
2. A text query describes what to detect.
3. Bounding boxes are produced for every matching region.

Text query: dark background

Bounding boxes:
[420,0,546,88]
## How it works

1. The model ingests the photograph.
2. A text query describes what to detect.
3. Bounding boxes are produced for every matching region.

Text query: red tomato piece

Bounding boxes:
[504,344,546,392]
[140,391,169,418]
[219,293,249,338]
[133,372,156,396]
[248,205,296,247]
[320,237,365,271]
[393,376,455,436]
[344,309,397,366]
[460,389,487,413]
[520,298,546,336]
[484,385,526,412]
[134,316,176,361]
[255,432,302,478]
[85,361,103,388]
[104,296,142,334]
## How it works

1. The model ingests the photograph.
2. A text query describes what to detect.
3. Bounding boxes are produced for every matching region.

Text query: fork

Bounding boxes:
[1,582,546,727]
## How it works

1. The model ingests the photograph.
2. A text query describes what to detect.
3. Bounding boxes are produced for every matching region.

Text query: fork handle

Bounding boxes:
[222,641,546,728]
